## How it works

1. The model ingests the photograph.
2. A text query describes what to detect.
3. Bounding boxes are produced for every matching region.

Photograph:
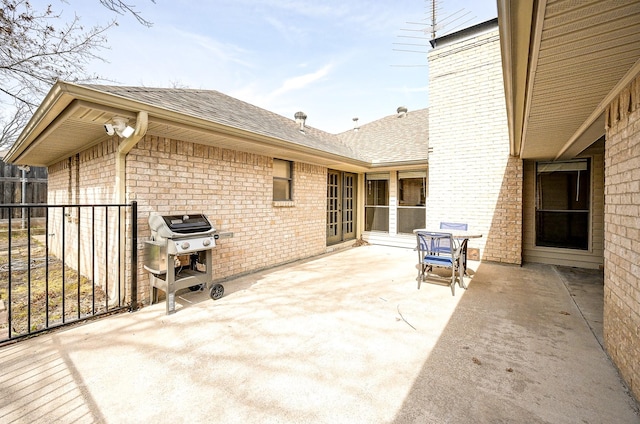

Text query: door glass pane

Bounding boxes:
[536,211,589,249]
[326,172,339,238]
[398,208,425,233]
[343,174,355,236]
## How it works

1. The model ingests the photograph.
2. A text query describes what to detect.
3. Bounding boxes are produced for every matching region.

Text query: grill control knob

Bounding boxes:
[180,241,190,250]
[203,238,211,247]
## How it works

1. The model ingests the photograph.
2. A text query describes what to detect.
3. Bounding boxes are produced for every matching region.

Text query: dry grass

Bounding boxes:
[0,226,45,243]
[0,227,110,337]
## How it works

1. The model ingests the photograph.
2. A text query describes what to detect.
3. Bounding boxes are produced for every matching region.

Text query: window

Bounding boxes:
[365,173,389,232]
[397,171,426,234]
[536,159,590,250]
[273,159,292,201]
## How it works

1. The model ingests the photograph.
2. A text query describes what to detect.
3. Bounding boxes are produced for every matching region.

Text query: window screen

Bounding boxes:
[365,173,389,232]
[536,159,590,250]
[397,170,426,233]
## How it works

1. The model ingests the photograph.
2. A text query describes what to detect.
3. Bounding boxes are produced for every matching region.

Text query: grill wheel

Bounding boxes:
[209,283,224,300]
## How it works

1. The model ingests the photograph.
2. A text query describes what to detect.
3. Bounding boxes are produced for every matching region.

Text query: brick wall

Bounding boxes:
[603,74,640,401]
[129,136,327,303]
[427,24,522,264]
[47,140,125,302]
[47,136,328,305]
[48,140,118,204]
[78,141,118,203]
[48,159,70,203]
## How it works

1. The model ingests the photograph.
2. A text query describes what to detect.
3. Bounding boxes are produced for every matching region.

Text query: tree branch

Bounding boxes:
[0,0,154,148]
[99,0,156,27]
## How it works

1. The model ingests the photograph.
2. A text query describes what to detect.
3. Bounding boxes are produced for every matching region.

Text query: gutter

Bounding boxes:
[62,82,372,169]
[7,81,423,172]
[367,159,428,169]
[496,0,536,158]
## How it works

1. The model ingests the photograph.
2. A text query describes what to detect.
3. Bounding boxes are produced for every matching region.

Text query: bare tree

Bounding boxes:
[100,0,155,27]
[0,0,154,150]
[0,101,29,145]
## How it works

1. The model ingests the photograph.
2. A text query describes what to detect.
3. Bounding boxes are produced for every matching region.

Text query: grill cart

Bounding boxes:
[144,213,224,314]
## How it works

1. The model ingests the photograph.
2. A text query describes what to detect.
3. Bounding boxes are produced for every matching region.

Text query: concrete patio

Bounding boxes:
[1,245,638,423]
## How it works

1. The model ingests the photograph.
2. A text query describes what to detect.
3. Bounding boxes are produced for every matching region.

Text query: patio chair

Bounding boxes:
[416,231,466,296]
[440,222,468,231]
[437,222,467,252]
[439,221,469,273]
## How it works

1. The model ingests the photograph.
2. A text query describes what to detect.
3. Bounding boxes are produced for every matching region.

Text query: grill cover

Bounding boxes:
[149,213,215,239]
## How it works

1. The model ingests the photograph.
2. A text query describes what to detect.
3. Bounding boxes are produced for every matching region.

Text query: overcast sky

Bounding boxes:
[43,0,497,133]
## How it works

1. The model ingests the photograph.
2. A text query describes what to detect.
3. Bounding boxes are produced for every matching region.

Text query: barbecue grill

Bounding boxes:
[144,213,224,314]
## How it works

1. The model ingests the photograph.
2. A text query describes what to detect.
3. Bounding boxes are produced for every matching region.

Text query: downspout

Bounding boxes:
[113,111,147,307]
[115,111,148,203]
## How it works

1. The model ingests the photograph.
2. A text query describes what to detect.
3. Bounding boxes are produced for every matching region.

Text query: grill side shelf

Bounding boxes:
[143,240,167,274]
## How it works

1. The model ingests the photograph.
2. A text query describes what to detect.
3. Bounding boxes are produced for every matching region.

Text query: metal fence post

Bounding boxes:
[130,201,138,311]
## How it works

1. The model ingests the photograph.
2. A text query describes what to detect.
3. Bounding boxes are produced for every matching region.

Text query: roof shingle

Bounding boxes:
[337,108,429,163]
[82,84,427,164]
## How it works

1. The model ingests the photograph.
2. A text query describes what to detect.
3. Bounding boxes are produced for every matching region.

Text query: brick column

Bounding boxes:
[427,24,522,265]
[603,75,640,402]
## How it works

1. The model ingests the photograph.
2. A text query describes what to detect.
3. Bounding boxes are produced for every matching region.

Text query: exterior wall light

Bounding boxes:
[108,117,135,138]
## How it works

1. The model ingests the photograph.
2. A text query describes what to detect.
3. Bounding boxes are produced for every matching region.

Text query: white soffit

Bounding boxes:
[520,0,640,160]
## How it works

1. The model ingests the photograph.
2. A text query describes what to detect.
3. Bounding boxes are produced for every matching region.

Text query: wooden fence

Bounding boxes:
[0,159,48,219]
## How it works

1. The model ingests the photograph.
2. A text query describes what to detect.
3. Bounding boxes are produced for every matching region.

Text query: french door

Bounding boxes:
[327,170,356,245]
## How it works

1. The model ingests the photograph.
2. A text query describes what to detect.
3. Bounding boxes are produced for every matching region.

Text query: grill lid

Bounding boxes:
[149,213,215,239]
[162,214,212,233]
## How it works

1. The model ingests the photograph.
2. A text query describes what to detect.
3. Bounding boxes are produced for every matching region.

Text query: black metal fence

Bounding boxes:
[0,202,138,345]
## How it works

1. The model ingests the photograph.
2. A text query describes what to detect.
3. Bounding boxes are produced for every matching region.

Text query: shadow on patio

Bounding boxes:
[391,261,637,423]
[0,245,638,423]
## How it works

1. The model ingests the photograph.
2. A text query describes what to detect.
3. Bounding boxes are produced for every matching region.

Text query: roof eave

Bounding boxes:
[497,0,536,159]
[367,159,428,170]
[555,58,640,160]
[4,81,74,164]
[3,82,365,168]
[6,82,427,170]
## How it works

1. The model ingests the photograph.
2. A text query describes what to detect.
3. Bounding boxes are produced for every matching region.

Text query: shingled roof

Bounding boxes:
[81,85,428,165]
[81,84,360,160]
[5,82,428,168]
[337,108,429,164]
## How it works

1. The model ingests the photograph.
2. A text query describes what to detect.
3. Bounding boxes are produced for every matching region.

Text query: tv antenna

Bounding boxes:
[391,0,476,67]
